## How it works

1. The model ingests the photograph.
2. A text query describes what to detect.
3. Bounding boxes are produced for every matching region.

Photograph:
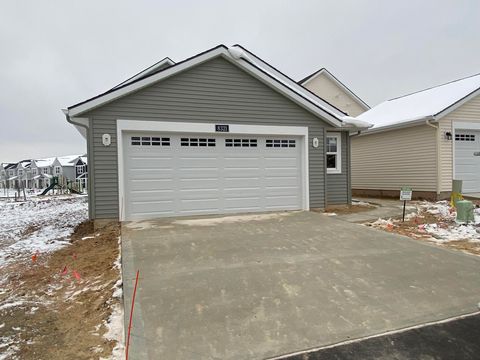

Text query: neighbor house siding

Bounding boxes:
[351,124,437,192]
[438,94,480,192]
[302,73,366,117]
[326,131,351,204]
[82,57,348,219]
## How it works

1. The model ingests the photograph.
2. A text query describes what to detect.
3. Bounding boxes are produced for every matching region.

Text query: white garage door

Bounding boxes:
[123,132,305,220]
[455,130,480,193]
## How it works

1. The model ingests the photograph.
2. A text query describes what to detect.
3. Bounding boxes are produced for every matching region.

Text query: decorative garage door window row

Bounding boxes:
[455,134,476,141]
[266,139,296,148]
[225,139,257,147]
[181,138,216,147]
[131,136,170,146]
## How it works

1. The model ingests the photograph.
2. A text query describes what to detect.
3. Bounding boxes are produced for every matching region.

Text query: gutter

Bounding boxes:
[425,117,441,196]
[62,109,89,139]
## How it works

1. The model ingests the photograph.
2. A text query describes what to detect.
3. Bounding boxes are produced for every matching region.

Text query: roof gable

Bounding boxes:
[66,45,351,128]
[299,68,370,111]
[358,73,480,131]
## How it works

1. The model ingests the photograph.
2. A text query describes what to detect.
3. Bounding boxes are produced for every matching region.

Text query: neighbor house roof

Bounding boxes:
[357,72,480,132]
[65,45,372,130]
[57,155,82,167]
[299,68,370,110]
[33,157,56,168]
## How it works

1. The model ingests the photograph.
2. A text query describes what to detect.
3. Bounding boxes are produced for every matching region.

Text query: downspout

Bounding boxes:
[425,117,441,198]
[62,109,92,218]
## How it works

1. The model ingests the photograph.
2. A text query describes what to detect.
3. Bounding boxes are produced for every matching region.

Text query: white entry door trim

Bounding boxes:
[117,119,309,221]
[453,120,480,193]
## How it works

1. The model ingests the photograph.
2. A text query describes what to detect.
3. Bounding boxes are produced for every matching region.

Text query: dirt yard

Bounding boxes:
[0,197,123,359]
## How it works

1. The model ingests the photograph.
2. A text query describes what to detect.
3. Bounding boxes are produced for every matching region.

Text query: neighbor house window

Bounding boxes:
[76,165,86,174]
[9,170,14,176]
[18,169,24,176]
[43,168,49,174]
[54,166,61,175]
[326,133,341,174]
[32,168,37,175]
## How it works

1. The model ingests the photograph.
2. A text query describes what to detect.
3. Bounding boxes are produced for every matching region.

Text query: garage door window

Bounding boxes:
[225,139,257,147]
[455,134,475,141]
[131,136,170,146]
[181,138,216,147]
[326,134,341,174]
[266,139,296,148]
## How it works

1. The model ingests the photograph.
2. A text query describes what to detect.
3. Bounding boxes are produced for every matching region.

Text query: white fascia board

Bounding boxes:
[357,116,437,136]
[68,47,343,128]
[435,87,480,120]
[301,69,370,110]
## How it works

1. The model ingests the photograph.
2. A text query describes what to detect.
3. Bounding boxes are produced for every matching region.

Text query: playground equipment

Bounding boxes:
[40,175,86,196]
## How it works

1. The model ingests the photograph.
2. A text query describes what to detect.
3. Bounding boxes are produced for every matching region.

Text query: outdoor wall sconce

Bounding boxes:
[102,133,112,146]
[444,131,452,140]
[312,137,319,148]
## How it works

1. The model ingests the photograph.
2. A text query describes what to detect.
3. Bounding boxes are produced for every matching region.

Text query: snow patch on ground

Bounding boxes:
[368,200,480,243]
[0,196,88,266]
[101,238,124,360]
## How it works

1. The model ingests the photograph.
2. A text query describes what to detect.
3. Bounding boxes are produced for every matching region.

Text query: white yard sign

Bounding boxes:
[400,186,412,201]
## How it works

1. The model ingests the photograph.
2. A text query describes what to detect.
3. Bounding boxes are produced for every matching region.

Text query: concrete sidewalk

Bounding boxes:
[121,211,480,360]
[336,197,417,223]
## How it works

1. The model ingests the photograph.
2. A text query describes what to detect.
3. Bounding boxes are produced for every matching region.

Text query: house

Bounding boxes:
[63,44,370,221]
[30,157,55,189]
[0,163,15,189]
[352,73,480,199]
[299,68,370,117]
[73,156,88,189]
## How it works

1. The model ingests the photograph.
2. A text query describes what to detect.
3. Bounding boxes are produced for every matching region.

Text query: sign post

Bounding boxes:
[400,186,412,222]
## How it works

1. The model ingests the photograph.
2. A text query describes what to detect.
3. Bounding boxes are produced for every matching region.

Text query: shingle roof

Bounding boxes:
[357,73,480,130]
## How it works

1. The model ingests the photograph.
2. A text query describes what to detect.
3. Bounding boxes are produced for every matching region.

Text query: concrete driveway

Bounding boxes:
[121,211,480,360]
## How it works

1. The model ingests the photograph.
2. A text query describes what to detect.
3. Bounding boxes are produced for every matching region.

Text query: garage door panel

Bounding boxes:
[455,130,480,193]
[124,132,304,220]
[130,179,174,191]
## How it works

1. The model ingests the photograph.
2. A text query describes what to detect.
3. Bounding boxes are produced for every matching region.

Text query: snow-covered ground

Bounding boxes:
[368,200,480,243]
[0,195,88,267]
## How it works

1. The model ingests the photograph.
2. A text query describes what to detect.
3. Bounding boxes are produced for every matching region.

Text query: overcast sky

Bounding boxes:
[1,0,479,162]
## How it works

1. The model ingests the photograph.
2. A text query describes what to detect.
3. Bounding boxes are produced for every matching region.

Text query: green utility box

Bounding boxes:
[456,200,475,223]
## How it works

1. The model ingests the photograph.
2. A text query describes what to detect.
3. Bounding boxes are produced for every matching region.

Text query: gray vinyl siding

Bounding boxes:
[82,56,348,219]
[326,132,350,205]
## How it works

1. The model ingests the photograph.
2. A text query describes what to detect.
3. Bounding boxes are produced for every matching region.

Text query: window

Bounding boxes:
[9,170,14,176]
[266,139,296,148]
[131,136,170,146]
[225,139,257,147]
[181,138,216,147]
[76,165,86,174]
[455,133,475,141]
[54,166,61,175]
[32,168,37,176]
[326,134,341,174]
[18,169,24,176]
[43,167,49,175]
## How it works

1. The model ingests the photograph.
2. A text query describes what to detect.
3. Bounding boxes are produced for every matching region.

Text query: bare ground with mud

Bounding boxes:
[0,221,121,359]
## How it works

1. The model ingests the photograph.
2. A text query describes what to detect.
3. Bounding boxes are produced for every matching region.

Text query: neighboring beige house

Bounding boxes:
[352,73,480,200]
[299,68,370,116]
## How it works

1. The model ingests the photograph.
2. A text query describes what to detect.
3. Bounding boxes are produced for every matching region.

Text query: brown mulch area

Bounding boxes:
[0,221,121,360]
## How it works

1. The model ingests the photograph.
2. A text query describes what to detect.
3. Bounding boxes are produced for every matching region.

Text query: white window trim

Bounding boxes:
[54,166,62,175]
[326,133,342,174]
[76,164,86,174]
[117,119,309,221]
